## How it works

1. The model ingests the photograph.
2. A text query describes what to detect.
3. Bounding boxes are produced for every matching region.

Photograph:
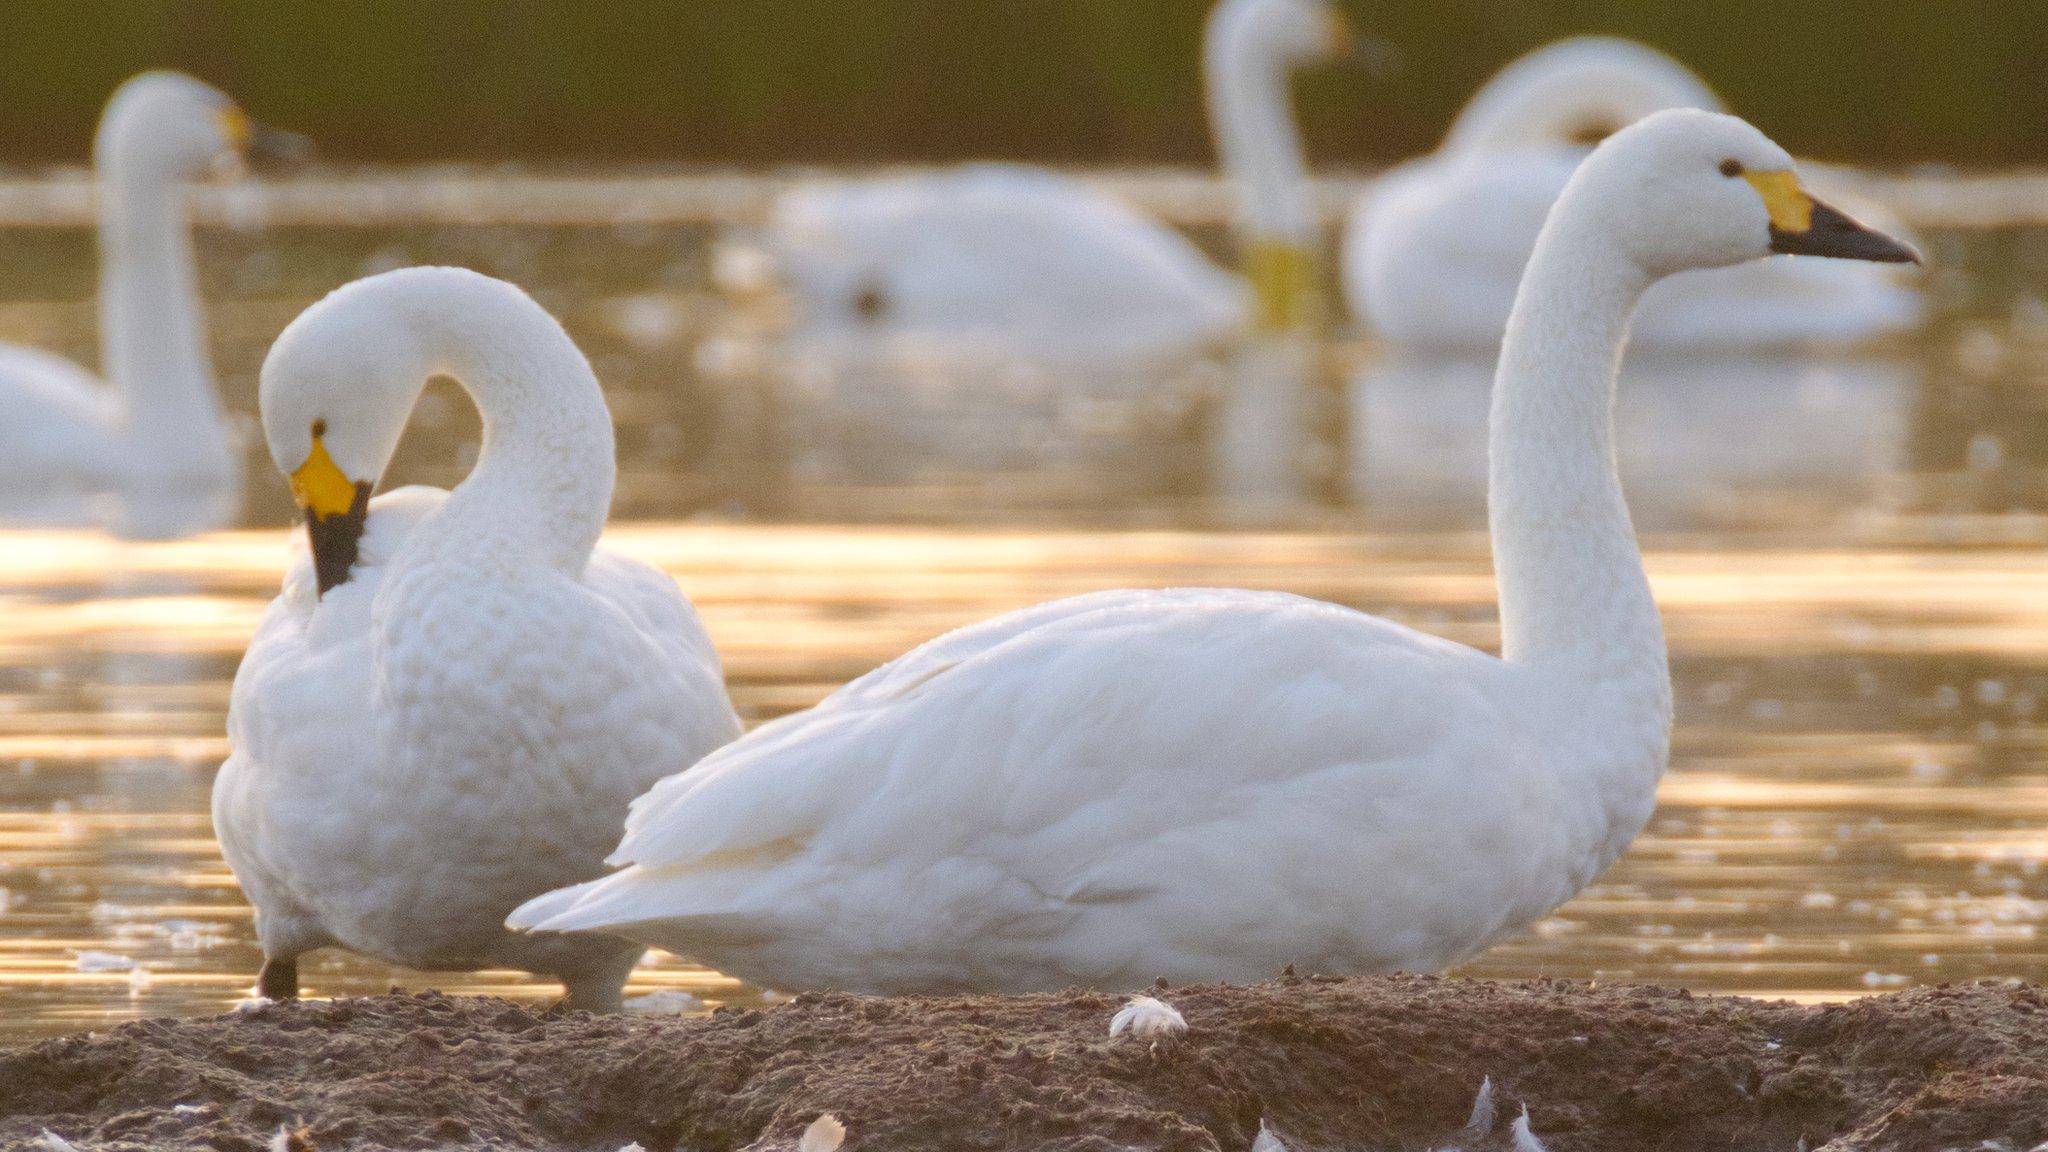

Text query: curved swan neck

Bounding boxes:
[395,277,616,574]
[1487,206,1663,686]
[96,142,228,459]
[1443,41,1722,157]
[1204,6,1314,248]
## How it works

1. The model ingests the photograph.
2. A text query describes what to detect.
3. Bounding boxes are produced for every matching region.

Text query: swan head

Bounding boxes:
[1442,37,1724,156]
[260,269,498,595]
[1567,109,1919,279]
[1207,0,1351,69]
[95,72,310,183]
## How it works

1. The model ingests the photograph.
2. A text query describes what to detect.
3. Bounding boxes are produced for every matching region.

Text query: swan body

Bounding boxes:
[214,267,741,1009]
[760,166,1247,368]
[514,112,1918,993]
[1344,38,1923,348]
[745,0,1343,366]
[1347,350,1915,531]
[0,72,291,536]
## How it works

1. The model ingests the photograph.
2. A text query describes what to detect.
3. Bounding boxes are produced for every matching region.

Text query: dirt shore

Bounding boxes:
[4,975,2046,1152]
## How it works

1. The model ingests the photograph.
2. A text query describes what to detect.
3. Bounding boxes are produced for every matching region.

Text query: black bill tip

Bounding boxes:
[1770,197,1921,265]
[305,481,372,597]
[247,123,315,171]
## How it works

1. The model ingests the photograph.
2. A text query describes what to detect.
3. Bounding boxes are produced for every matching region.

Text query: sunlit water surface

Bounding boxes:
[1,168,2046,1042]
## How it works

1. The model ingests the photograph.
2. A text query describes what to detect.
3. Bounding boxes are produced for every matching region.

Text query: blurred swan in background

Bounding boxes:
[214,268,741,1010]
[512,113,1918,993]
[728,0,1347,369]
[1343,37,1923,348]
[1347,350,1918,532]
[0,72,304,537]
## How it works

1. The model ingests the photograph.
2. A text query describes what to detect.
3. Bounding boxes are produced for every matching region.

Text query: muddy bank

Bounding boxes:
[4,976,2046,1152]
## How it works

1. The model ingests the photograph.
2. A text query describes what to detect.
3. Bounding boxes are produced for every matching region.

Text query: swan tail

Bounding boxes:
[507,864,784,950]
[505,877,608,932]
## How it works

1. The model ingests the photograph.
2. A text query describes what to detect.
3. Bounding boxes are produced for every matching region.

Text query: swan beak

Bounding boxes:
[1321,9,1355,59]
[1747,171,1920,264]
[219,106,315,172]
[289,436,371,597]
[247,123,315,169]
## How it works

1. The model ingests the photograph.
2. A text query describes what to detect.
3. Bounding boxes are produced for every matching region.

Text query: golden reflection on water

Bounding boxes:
[2,524,2046,1040]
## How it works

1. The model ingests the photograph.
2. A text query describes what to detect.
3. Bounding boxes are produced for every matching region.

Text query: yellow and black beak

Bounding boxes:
[218,106,314,172]
[1745,170,1920,265]
[289,434,371,597]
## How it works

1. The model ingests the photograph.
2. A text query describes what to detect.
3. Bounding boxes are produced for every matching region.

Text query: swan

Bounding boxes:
[513,110,1916,994]
[1346,349,1917,532]
[0,72,304,537]
[740,0,1346,367]
[212,267,742,1010]
[1344,37,1923,348]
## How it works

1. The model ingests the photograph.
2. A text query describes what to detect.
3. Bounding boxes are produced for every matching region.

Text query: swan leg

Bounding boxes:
[556,945,643,1014]
[257,955,299,1000]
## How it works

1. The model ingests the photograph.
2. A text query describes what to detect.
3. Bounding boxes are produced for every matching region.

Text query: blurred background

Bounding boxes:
[0,0,2042,166]
[0,0,2046,1040]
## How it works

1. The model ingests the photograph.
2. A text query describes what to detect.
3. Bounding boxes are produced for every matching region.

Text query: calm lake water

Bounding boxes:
[0,169,2045,1042]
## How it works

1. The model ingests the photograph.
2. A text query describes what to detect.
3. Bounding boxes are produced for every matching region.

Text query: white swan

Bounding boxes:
[1347,349,1917,532]
[512,111,1918,993]
[0,72,303,537]
[213,267,741,1010]
[1344,37,1923,348]
[743,0,1345,367]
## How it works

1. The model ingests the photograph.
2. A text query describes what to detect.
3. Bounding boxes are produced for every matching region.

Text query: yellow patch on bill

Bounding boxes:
[1743,170,1815,233]
[289,435,357,519]
[217,106,252,151]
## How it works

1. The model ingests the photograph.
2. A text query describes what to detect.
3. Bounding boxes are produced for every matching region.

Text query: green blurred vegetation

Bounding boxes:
[0,0,2040,167]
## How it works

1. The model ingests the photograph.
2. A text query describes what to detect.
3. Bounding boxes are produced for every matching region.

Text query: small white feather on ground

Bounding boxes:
[1463,1076,1495,1140]
[614,1143,648,1152]
[1250,1118,1288,1152]
[620,989,702,1016]
[38,1132,83,1152]
[1511,1105,1550,1152]
[233,995,276,1015]
[1109,995,1187,1040]
[799,1113,846,1152]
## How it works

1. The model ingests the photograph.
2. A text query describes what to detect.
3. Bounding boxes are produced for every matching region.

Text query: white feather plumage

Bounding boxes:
[799,1114,846,1152]
[1249,1119,1289,1152]
[215,269,740,1010]
[0,73,251,537]
[512,114,1905,1000]
[1109,995,1188,1040]
[1344,37,1921,348]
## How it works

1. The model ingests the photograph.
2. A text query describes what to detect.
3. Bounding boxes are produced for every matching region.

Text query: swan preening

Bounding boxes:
[510,112,1916,993]
[0,72,305,538]
[1345,37,1923,348]
[754,166,1248,369]
[213,267,741,1010]
[741,0,1344,368]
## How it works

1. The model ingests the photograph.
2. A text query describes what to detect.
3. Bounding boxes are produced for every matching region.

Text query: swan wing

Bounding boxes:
[0,345,120,483]
[213,487,445,931]
[769,166,1245,361]
[520,589,1528,973]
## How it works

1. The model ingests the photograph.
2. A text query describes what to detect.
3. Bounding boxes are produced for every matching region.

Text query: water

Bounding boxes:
[1,169,2046,1042]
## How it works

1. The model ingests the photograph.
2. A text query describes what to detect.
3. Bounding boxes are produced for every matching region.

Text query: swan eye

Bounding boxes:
[1719,158,1744,178]
[852,283,889,322]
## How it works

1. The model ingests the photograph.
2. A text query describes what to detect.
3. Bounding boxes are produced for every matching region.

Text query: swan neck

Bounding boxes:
[411,290,616,574]
[97,155,227,457]
[1487,212,1662,688]
[1205,25,1313,248]
[1443,50,1722,157]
